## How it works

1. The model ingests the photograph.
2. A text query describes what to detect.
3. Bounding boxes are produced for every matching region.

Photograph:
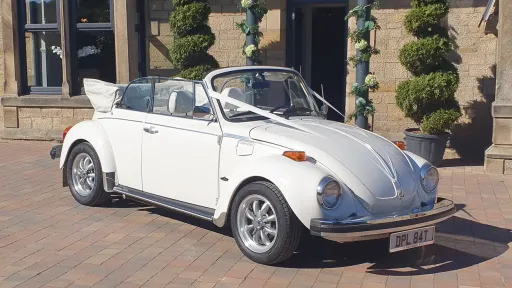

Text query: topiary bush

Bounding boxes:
[396,0,461,135]
[169,0,219,80]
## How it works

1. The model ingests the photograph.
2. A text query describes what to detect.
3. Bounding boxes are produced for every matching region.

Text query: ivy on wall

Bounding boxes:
[236,0,268,64]
[345,1,381,122]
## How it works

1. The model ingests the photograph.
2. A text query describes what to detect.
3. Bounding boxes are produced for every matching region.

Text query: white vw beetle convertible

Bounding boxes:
[52,66,455,265]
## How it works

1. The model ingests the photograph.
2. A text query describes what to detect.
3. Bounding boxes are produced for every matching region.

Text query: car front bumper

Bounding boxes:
[310,197,456,242]
[50,144,62,160]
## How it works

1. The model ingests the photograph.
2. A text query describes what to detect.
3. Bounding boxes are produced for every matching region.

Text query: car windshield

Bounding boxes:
[211,69,322,122]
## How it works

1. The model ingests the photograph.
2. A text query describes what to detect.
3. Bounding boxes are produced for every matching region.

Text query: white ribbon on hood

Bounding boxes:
[208,91,324,137]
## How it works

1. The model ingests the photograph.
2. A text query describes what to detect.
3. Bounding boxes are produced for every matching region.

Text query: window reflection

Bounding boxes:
[76,31,116,87]
[77,0,111,23]
[26,0,58,24]
[26,31,63,87]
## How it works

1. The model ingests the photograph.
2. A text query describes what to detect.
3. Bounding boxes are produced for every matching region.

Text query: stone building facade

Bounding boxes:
[0,0,503,163]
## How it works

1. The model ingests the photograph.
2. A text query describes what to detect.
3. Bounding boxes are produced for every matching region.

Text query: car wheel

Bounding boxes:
[231,181,302,265]
[66,142,110,206]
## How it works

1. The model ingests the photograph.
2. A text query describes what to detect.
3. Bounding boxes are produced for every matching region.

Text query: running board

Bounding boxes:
[113,186,215,221]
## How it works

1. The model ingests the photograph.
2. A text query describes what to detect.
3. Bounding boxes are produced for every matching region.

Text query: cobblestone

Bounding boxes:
[0,140,511,287]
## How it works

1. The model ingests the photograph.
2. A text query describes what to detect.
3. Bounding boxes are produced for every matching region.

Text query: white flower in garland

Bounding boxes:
[241,0,253,8]
[244,44,257,57]
[365,74,378,88]
[355,40,368,51]
[356,97,367,107]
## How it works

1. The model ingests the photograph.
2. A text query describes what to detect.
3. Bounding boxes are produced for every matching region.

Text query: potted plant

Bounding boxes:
[396,0,461,167]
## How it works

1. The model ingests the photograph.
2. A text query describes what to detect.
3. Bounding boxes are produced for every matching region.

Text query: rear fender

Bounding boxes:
[60,120,117,192]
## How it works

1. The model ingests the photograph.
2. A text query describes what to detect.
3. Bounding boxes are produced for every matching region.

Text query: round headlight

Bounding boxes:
[421,165,439,193]
[317,176,342,209]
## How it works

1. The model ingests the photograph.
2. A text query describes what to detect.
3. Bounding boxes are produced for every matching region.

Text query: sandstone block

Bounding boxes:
[18,108,41,118]
[32,117,53,129]
[3,107,18,128]
[42,108,62,118]
[19,118,31,129]
[74,109,94,119]
[62,109,74,118]
[486,158,505,174]
[53,118,81,130]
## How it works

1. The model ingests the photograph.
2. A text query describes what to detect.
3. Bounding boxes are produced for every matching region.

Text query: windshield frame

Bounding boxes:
[209,68,323,123]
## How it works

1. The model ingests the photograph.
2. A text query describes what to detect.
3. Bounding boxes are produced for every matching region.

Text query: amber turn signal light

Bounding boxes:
[283,151,307,162]
[393,141,406,150]
[63,125,73,141]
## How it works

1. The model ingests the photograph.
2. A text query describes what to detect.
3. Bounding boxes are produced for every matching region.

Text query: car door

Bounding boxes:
[141,79,221,209]
[100,78,152,191]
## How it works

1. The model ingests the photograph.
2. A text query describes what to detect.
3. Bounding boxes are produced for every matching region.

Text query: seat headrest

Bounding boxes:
[222,87,249,110]
[168,90,194,115]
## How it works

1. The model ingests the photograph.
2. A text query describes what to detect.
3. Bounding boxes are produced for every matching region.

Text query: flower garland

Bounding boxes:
[236,0,268,64]
[345,1,381,123]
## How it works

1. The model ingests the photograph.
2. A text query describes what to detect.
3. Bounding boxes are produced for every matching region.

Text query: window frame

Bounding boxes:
[18,0,63,95]
[117,77,154,113]
[117,77,217,122]
[70,0,115,95]
[150,77,217,122]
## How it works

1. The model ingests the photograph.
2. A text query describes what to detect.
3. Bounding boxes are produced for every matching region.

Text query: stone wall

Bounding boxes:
[2,108,94,140]
[345,0,498,148]
[147,0,286,76]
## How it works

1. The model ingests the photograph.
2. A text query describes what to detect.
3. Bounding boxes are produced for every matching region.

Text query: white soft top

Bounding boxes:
[83,79,126,113]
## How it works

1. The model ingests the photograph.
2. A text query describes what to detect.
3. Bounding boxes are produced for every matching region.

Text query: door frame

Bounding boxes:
[285,0,349,121]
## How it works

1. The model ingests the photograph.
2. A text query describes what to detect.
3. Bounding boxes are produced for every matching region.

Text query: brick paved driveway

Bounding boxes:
[0,140,511,288]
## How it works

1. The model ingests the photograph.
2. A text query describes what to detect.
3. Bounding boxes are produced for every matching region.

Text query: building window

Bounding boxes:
[22,0,63,94]
[71,0,116,93]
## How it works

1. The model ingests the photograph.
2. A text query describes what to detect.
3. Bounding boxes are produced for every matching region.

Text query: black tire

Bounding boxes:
[230,181,302,265]
[66,142,110,206]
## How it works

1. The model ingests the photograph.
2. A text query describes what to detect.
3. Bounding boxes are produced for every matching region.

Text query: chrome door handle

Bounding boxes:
[143,126,158,134]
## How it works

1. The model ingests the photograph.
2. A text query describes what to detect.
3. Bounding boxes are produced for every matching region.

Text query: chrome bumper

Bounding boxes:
[310,197,456,242]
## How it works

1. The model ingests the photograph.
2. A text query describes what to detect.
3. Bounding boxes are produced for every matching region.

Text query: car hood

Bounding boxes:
[249,119,421,214]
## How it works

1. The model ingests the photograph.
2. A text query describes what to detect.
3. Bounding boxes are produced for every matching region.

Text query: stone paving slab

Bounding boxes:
[0,140,511,288]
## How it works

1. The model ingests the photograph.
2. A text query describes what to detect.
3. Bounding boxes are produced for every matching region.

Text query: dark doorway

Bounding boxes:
[310,7,346,122]
[287,5,347,122]
[136,0,148,78]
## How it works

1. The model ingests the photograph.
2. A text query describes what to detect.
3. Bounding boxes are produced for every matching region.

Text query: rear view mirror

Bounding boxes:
[251,81,270,90]
[322,104,328,115]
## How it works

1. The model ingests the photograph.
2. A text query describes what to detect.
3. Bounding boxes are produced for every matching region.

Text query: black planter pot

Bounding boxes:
[404,128,449,167]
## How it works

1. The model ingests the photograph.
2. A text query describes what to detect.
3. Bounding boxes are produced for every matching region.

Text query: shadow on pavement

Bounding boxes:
[114,199,511,275]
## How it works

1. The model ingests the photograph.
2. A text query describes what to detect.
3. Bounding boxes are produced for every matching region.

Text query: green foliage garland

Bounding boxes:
[236,0,268,64]
[345,2,381,122]
[396,0,461,135]
[169,0,219,80]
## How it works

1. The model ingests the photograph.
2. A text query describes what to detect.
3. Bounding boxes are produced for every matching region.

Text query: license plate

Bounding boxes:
[389,226,435,253]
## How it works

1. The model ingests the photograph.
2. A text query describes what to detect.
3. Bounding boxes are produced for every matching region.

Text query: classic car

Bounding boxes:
[51,66,456,265]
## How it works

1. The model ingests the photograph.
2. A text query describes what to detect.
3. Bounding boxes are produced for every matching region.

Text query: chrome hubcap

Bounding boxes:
[72,153,95,197]
[236,195,278,253]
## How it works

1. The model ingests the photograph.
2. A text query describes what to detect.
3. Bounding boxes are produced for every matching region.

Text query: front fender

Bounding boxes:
[60,120,116,174]
[213,155,358,228]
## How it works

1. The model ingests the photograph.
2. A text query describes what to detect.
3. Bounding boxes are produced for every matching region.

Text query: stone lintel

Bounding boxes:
[1,95,92,108]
